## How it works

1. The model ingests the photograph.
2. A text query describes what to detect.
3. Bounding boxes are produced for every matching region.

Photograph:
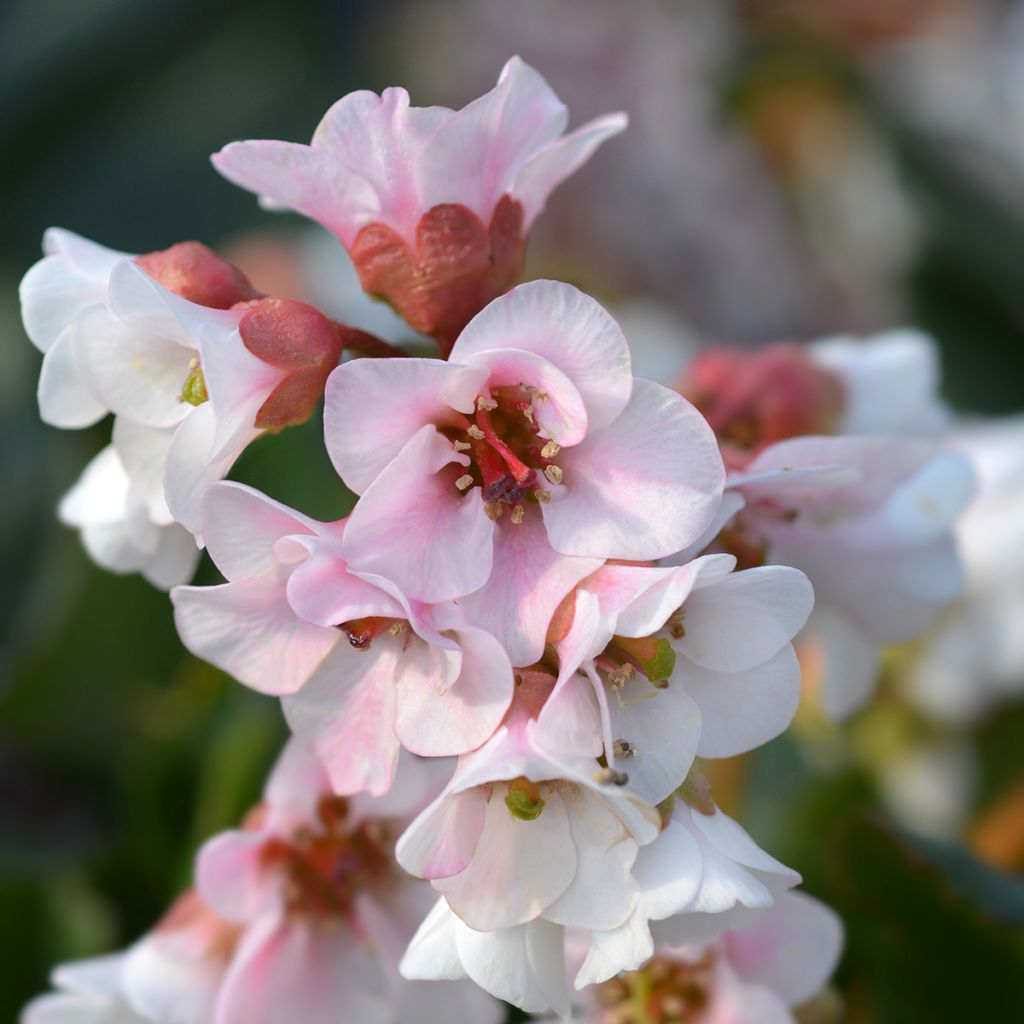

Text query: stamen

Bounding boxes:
[510,504,525,524]
[453,440,472,452]
[540,440,560,459]
[534,489,551,504]
[467,425,485,440]
[543,464,563,485]
[476,396,498,411]
[612,739,636,759]
[484,501,504,521]
[593,766,629,786]
[455,474,475,492]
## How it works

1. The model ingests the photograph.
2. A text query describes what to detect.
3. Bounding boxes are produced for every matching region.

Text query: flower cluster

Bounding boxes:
[22,55,980,1022]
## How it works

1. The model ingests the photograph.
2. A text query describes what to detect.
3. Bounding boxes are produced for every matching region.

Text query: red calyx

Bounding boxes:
[237,298,343,430]
[350,195,526,356]
[136,241,262,309]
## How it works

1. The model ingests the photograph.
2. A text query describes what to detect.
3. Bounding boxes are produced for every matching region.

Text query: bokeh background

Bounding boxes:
[3,1,1024,1020]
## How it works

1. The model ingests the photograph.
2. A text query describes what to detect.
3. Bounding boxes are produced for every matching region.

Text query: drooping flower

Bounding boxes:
[574,891,843,1024]
[727,435,975,716]
[576,793,802,988]
[399,753,801,1015]
[19,230,262,429]
[213,57,627,348]
[549,554,813,804]
[22,741,502,1024]
[171,481,514,795]
[323,280,725,662]
[58,443,200,589]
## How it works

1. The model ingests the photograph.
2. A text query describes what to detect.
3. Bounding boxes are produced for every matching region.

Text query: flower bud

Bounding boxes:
[680,342,845,465]
[136,240,261,308]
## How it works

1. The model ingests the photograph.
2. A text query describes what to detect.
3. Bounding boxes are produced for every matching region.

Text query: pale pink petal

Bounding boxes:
[726,891,843,1008]
[37,329,107,428]
[553,588,605,685]
[194,831,270,924]
[163,403,260,536]
[454,915,569,1018]
[285,542,405,626]
[681,565,814,673]
[212,141,379,247]
[341,425,495,602]
[171,576,338,695]
[73,303,193,428]
[324,358,487,494]
[544,379,725,560]
[394,625,514,757]
[399,897,469,981]
[199,481,318,580]
[575,911,653,990]
[513,112,628,227]
[701,962,793,1024]
[607,675,702,804]
[111,418,175,523]
[544,789,639,931]
[450,280,631,431]
[683,647,801,758]
[804,606,881,719]
[280,638,401,796]
[418,57,567,222]
[434,788,575,930]
[141,523,201,590]
[396,788,488,880]
[456,512,601,667]
[20,229,124,352]
[120,937,222,1024]
[215,915,390,1024]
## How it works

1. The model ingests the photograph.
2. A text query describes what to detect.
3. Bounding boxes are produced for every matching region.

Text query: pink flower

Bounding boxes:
[171,482,514,795]
[549,554,812,804]
[323,280,725,662]
[396,670,664,1015]
[399,758,801,1015]
[727,435,975,716]
[23,741,502,1024]
[576,891,842,1024]
[213,57,626,347]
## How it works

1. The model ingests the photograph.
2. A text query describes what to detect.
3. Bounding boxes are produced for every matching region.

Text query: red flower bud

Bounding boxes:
[136,241,262,308]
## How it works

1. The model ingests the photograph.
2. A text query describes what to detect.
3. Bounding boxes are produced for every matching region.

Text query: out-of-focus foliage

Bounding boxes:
[3,1,1024,1021]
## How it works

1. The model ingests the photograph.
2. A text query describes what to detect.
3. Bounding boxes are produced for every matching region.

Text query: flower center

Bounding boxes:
[595,953,715,1024]
[261,795,393,919]
[338,616,407,650]
[442,390,563,522]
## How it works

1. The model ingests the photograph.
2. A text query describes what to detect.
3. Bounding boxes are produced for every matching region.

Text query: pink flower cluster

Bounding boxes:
[22,55,979,1022]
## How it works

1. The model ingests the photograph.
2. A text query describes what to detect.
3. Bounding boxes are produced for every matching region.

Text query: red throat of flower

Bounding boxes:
[260,794,393,921]
[679,342,845,468]
[350,195,526,355]
[596,952,716,1023]
[442,390,563,523]
[136,241,263,309]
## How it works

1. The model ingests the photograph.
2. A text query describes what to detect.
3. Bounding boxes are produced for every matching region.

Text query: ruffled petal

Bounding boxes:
[450,280,631,432]
[341,425,495,603]
[323,358,487,494]
[171,576,338,695]
[544,379,724,560]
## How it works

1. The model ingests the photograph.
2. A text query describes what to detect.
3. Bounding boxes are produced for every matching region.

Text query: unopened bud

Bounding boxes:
[136,241,261,309]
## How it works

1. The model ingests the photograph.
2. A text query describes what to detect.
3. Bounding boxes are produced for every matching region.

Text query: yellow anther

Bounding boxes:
[455,474,474,492]
[541,440,560,459]
[543,464,563,485]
